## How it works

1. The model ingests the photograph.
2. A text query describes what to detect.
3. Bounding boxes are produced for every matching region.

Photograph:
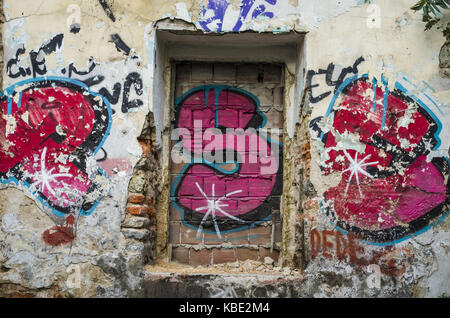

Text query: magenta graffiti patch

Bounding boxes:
[171,85,283,238]
[0,77,112,219]
[310,75,449,244]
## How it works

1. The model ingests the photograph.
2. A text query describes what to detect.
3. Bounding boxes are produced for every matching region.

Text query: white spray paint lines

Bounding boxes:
[194,182,244,239]
[342,149,378,198]
[31,147,73,199]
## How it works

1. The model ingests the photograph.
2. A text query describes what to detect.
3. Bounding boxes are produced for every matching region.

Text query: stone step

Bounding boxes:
[144,269,304,298]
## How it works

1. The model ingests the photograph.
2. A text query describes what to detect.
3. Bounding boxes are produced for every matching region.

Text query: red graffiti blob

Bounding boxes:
[1,79,111,248]
[0,82,97,210]
[42,214,75,247]
[321,79,447,238]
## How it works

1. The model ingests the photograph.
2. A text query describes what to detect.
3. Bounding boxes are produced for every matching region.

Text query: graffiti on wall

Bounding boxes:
[171,85,283,238]
[0,77,112,246]
[98,0,116,22]
[74,62,144,114]
[7,34,64,79]
[310,68,449,245]
[199,0,278,32]
[306,56,365,104]
[310,229,412,277]
[1,24,148,248]
[6,34,144,115]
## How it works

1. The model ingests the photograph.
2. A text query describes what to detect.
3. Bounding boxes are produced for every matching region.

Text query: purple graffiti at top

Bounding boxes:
[199,0,277,32]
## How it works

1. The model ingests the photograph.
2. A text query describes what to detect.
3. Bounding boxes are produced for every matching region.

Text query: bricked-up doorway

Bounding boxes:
[168,62,284,265]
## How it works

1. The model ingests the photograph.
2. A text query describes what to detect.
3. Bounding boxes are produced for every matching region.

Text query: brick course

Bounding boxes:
[169,62,284,265]
[123,133,157,266]
[212,248,236,264]
[190,249,212,266]
[172,246,189,264]
[236,248,259,261]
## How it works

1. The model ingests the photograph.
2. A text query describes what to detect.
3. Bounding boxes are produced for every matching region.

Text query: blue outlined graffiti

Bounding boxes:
[310,72,449,245]
[0,76,112,219]
[170,84,283,238]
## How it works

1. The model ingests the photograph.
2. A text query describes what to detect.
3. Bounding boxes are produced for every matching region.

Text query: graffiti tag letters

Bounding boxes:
[311,229,410,277]
[306,57,365,104]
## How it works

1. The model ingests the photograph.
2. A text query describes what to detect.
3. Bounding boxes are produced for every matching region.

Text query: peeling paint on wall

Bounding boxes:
[0,77,112,245]
[310,72,449,245]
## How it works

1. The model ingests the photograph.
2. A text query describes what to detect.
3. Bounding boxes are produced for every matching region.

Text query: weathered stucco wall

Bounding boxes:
[0,0,448,298]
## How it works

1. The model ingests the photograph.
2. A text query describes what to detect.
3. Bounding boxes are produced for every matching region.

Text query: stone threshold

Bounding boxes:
[144,262,304,298]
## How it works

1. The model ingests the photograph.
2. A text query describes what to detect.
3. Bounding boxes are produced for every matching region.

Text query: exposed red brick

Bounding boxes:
[304,141,310,152]
[11,293,34,298]
[128,193,145,204]
[171,246,189,264]
[190,249,212,266]
[169,222,181,244]
[259,247,280,262]
[212,248,236,264]
[126,204,149,217]
[235,247,259,262]
[144,196,154,206]
[249,225,272,245]
[304,199,319,210]
[0,284,63,298]
[147,205,156,216]
[138,140,151,156]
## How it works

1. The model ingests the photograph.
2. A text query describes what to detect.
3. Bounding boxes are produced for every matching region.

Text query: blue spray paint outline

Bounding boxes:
[171,84,281,236]
[317,74,448,246]
[372,77,378,112]
[380,74,389,130]
[395,81,443,150]
[0,76,113,218]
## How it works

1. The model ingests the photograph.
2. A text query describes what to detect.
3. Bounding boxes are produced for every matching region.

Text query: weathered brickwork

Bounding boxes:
[168,62,284,265]
[123,112,159,266]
